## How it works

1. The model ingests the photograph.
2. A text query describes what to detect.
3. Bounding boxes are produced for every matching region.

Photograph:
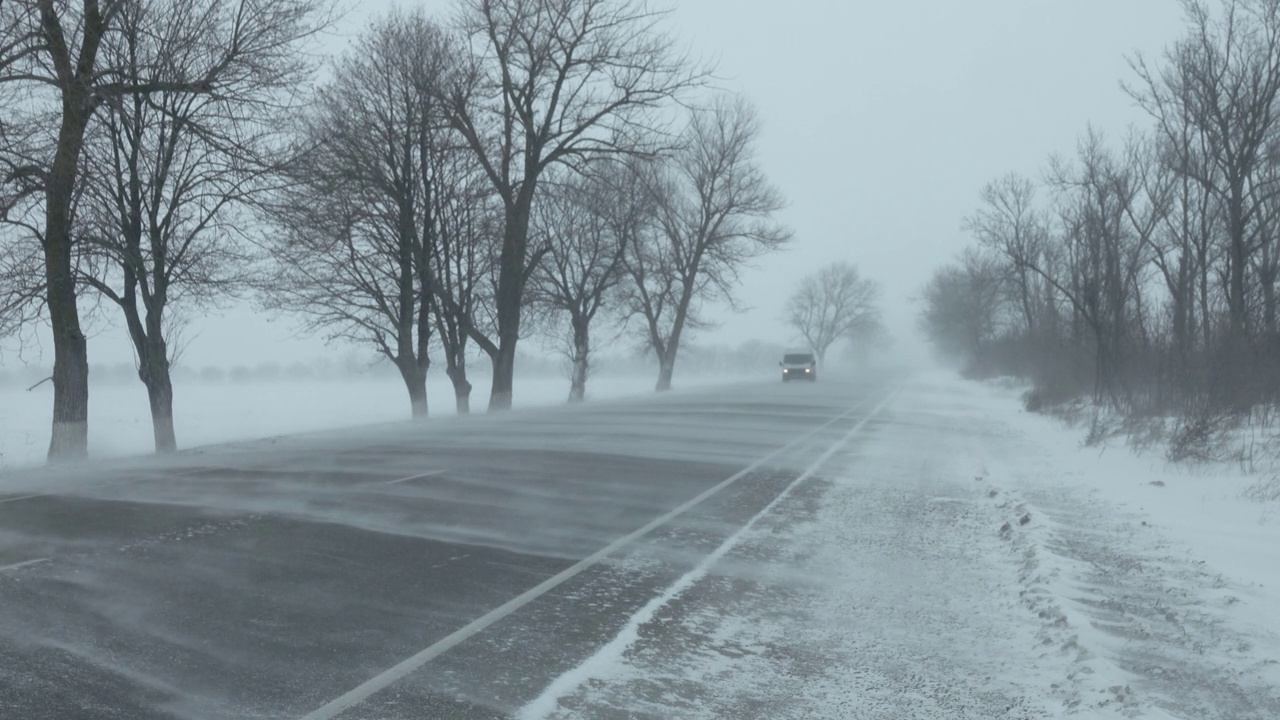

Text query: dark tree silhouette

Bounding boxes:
[626,95,791,391]
[261,12,461,419]
[77,0,327,452]
[531,163,638,402]
[438,0,705,410]
[0,0,331,460]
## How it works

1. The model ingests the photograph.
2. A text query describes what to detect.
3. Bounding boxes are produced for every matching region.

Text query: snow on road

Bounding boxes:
[523,373,1280,719]
[3,369,1276,718]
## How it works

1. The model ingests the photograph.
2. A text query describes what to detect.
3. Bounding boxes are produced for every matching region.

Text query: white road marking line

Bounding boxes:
[0,557,52,573]
[299,395,885,720]
[0,494,47,505]
[379,470,448,486]
[519,390,898,719]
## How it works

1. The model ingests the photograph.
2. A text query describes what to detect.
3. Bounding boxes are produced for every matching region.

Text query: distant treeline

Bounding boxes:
[922,0,1280,431]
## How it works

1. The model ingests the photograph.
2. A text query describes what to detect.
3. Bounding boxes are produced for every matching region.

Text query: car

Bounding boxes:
[780,352,817,382]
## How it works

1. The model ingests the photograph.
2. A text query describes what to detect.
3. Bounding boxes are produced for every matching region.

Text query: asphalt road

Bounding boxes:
[0,375,892,719]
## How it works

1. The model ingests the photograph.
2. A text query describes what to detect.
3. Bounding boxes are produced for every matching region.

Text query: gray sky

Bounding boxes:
[7,0,1190,369]
[678,0,1186,356]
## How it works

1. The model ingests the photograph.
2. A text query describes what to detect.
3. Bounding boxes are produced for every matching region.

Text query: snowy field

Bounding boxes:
[0,370,751,471]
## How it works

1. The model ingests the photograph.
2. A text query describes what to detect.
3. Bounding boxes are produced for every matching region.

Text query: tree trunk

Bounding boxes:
[1199,239,1212,356]
[654,282,695,393]
[1260,239,1277,339]
[568,315,590,403]
[398,363,428,419]
[1172,256,1189,357]
[451,371,472,415]
[47,315,89,461]
[1228,188,1249,339]
[121,290,179,453]
[489,344,516,410]
[142,359,177,454]
[45,107,93,462]
[1018,266,1036,336]
[489,187,535,412]
[410,384,427,419]
[441,331,472,415]
[655,352,675,392]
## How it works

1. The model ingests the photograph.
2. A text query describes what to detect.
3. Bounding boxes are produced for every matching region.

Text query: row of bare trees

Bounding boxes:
[261,7,788,415]
[0,0,790,461]
[0,0,331,458]
[921,0,1280,418]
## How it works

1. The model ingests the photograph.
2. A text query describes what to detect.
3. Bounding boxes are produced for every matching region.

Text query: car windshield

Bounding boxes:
[783,354,814,364]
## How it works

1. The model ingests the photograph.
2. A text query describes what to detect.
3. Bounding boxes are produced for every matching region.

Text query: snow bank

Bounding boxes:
[930,371,1280,717]
[953,372,1280,609]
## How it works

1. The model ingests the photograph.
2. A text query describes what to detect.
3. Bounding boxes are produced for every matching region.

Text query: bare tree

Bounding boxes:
[0,0,330,460]
[530,163,635,402]
[261,12,459,419]
[929,0,1280,423]
[965,173,1052,338]
[427,148,497,414]
[966,131,1164,406]
[1128,0,1280,353]
[1028,131,1153,405]
[438,0,704,410]
[1148,123,1217,374]
[73,0,325,453]
[626,95,791,391]
[1,0,141,460]
[784,261,881,367]
[918,248,1008,367]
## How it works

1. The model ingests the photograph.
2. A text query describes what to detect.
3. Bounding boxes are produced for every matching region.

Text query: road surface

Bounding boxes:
[1,374,1277,719]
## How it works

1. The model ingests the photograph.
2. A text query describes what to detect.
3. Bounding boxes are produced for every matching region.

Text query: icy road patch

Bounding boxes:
[521,375,1280,719]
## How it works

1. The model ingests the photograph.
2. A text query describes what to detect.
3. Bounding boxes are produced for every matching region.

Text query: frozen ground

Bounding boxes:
[1,370,1276,718]
[0,370,748,471]
[522,372,1280,719]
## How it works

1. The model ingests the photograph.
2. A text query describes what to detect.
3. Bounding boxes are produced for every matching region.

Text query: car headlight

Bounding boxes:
[804,368,811,373]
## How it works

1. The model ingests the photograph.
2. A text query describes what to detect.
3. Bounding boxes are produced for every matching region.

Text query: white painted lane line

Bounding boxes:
[0,558,52,573]
[0,494,48,505]
[520,390,898,719]
[378,470,448,486]
[300,395,882,720]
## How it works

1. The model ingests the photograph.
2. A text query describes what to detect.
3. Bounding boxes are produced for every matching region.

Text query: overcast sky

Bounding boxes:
[7,0,1190,370]
[669,0,1187,358]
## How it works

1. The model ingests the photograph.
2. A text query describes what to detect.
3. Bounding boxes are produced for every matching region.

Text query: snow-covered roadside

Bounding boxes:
[960,373,1280,603]
[950,372,1280,717]
[519,373,1280,719]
